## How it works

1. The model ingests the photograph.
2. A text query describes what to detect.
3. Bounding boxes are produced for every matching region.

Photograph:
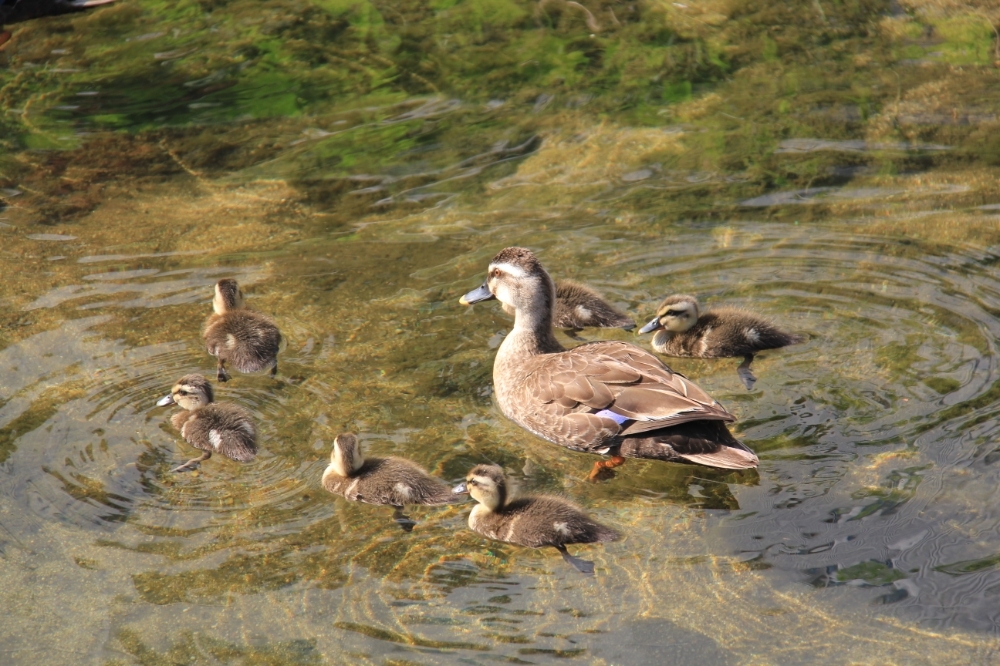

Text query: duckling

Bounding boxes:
[502,279,635,337]
[453,464,619,574]
[0,0,115,49]
[155,374,257,473]
[202,279,281,383]
[460,247,758,481]
[322,433,456,532]
[638,294,804,390]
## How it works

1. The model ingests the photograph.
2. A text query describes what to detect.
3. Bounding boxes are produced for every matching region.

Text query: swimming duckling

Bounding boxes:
[453,464,619,574]
[156,374,257,473]
[501,279,635,337]
[322,433,456,532]
[638,294,804,390]
[202,279,281,382]
[0,0,115,49]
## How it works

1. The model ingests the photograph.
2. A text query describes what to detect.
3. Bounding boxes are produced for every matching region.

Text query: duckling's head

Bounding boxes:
[213,279,245,315]
[330,432,365,477]
[453,464,507,511]
[460,247,556,328]
[638,294,700,334]
[156,374,214,411]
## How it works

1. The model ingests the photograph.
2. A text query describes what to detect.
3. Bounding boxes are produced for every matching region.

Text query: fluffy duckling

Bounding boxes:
[322,433,456,532]
[202,279,281,382]
[638,294,804,390]
[502,279,634,336]
[156,374,257,473]
[453,464,619,574]
[0,0,115,48]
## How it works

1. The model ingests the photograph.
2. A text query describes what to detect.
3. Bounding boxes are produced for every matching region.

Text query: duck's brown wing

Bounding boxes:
[187,404,258,462]
[522,341,734,452]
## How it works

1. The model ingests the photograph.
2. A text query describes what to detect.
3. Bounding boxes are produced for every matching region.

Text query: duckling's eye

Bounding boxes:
[177,390,189,396]
[491,269,501,279]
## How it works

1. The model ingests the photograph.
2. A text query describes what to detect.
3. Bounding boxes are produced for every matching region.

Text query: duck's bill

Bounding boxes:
[459,283,495,306]
[637,316,661,334]
[156,394,175,407]
[452,482,469,495]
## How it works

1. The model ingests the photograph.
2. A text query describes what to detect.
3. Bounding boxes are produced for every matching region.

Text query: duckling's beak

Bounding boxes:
[459,283,495,306]
[637,316,661,335]
[156,394,175,407]
[452,481,469,495]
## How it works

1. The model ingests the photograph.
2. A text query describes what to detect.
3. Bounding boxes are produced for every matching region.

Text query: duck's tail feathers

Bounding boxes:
[678,446,759,469]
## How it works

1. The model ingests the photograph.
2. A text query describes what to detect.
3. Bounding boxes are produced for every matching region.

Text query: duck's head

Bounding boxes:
[460,247,555,325]
[156,374,214,410]
[638,294,700,334]
[213,279,245,315]
[452,463,507,511]
[330,432,364,477]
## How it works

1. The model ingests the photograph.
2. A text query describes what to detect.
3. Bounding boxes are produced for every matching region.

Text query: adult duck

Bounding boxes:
[460,247,757,479]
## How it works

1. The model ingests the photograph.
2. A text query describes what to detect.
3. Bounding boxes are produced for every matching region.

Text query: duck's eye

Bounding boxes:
[177,390,189,396]
[491,269,501,279]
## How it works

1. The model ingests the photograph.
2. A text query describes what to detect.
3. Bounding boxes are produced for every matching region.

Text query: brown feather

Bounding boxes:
[322,457,455,507]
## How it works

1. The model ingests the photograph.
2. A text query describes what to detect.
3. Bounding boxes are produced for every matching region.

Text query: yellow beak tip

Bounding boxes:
[458,296,470,306]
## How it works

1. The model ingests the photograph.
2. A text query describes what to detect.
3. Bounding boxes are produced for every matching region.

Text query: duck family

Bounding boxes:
[152,249,802,573]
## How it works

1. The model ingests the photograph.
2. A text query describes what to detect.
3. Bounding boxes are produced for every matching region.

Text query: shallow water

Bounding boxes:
[4,0,1000,664]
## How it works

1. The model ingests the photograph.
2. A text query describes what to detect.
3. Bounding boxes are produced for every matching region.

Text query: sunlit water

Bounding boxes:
[4,0,1000,663]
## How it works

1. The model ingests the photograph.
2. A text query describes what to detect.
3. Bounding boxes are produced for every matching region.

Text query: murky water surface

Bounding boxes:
[4,0,1000,663]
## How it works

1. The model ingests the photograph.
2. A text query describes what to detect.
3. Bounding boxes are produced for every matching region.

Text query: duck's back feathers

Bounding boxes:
[553,280,635,331]
[203,310,281,373]
[172,403,257,462]
[322,456,455,507]
[653,308,802,358]
[470,495,620,549]
[502,340,734,445]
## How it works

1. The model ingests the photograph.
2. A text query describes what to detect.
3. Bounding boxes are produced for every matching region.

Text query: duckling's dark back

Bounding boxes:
[662,308,802,358]
[204,309,281,373]
[323,456,455,506]
[553,280,635,330]
[172,403,257,462]
[476,495,619,549]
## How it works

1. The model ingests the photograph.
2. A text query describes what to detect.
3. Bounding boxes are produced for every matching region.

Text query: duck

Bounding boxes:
[155,374,257,473]
[502,279,635,337]
[202,278,281,382]
[459,247,758,480]
[638,294,804,390]
[452,463,619,574]
[321,432,457,531]
[0,0,115,49]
